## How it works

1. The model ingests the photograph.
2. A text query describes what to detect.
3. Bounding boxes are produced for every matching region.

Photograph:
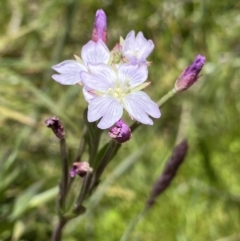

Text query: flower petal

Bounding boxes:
[122,30,135,53]
[123,91,160,125]
[81,70,113,93]
[118,64,148,88]
[81,63,117,92]
[98,100,123,129]
[87,96,123,129]
[135,32,154,59]
[82,86,96,103]
[52,60,86,85]
[81,40,110,66]
[88,63,117,87]
[122,31,154,64]
[139,40,154,60]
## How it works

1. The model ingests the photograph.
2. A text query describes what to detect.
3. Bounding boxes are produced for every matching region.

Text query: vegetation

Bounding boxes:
[0,0,240,240]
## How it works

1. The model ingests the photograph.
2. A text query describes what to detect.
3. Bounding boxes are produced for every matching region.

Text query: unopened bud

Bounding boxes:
[92,9,107,43]
[174,55,206,92]
[111,43,122,64]
[109,119,132,143]
[45,116,65,139]
[70,162,91,178]
[146,139,188,208]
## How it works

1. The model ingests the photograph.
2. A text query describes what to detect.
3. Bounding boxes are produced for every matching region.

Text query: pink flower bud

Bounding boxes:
[108,119,132,143]
[92,9,107,43]
[175,55,206,92]
[45,116,65,139]
[70,162,91,178]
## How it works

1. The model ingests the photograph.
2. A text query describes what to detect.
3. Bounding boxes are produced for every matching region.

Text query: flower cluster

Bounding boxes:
[52,9,160,130]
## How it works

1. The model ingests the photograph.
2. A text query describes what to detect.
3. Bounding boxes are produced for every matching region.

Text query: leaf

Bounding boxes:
[28,186,58,208]
[11,221,25,241]
[9,182,43,221]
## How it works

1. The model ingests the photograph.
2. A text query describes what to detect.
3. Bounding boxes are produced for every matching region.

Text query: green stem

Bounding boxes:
[74,126,87,163]
[157,88,176,107]
[73,171,93,212]
[59,138,69,211]
[51,217,67,241]
[89,141,119,191]
[120,209,148,241]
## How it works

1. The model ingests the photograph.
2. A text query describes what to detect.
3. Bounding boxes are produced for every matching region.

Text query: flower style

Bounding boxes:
[81,63,161,129]
[52,40,110,86]
[122,30,154,65]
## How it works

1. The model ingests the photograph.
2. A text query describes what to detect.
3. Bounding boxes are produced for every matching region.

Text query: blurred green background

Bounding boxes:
[1,0,240,240]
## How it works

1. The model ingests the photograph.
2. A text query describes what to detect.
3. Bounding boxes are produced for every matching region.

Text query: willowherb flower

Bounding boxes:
[174,55,206,92]
[92,9,107,43]
[122,30,154,65]
[45,116,65,139]
[52,40,110,86]
[108,119,132,143]
[81,63,161,129]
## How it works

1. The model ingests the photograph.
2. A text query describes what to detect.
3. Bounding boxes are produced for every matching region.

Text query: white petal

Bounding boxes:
[87,96,123,129]
[52,60,86,85]
[139,40,154,60]
[97,99,123,129]
[81,40,110,66]
[135,32,147,47]
[131,91,161,118]
[88,97,110,122]
[81,71,112,93]
[118,64,148,88]
[122,30,135,53]
[123,91,160,125]
[125,30,135,40]
[88,63,117,87]
[82,87,96,103]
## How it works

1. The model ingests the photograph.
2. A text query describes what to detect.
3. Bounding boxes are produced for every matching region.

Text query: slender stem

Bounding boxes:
[89,141,119,191]
[73,171,93,212]
[96,141,118,179]
[51,218,67,241]
[59,138,69,211]
[74,126,87,163]
[157,88,176,107]
[88,130,102,168]
[120,209,148,241]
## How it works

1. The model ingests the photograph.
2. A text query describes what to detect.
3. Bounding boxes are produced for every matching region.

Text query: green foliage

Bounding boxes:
[0,0,240,240]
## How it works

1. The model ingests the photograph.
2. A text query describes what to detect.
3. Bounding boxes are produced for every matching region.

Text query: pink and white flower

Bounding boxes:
[122,30,154,65]
[81,63,160,129]
[52,40,110,85]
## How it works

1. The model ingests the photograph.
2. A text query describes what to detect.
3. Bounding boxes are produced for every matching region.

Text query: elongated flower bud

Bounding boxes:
[174,55,206,92]
[108,119,132,143]
[92,9,107,43]
[146,139,188,208]
[45,116,65,139]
